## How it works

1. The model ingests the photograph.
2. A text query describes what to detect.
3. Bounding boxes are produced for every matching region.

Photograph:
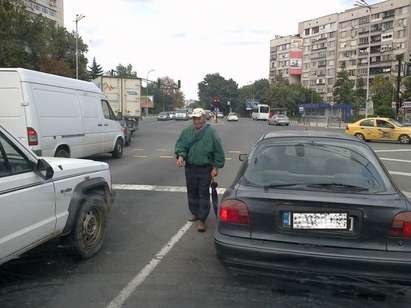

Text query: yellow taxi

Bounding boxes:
[346,117,411,144]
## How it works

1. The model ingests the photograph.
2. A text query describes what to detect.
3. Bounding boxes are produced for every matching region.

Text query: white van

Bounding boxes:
[0,68,125,158]
[252,104,270,121]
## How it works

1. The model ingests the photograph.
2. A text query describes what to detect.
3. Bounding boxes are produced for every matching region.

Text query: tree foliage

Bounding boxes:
[333,70,354,104]
[115,64,137,78]
[401,76,411,102]
[0,0,88,79]
[198,73,239,113]
[144,77,185,113]
[371,75,394,109]
[88,57,103,80]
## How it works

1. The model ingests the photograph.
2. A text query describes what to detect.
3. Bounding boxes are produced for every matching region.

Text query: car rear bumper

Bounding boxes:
[215,232,411,283]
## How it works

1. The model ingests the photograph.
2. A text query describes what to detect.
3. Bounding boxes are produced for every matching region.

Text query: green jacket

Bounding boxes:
[175,124,225,169]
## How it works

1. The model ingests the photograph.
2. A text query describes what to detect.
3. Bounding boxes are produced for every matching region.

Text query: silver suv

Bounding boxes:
[0,125,112,265]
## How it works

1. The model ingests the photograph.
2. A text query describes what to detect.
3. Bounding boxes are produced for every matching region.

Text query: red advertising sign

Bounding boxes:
[289,50,303,76]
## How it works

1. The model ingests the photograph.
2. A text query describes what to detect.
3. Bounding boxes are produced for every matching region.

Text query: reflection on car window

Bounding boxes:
[376,120,394,129]
[0,133,32,177]
[360,119,374,127]
[244,142,386,193]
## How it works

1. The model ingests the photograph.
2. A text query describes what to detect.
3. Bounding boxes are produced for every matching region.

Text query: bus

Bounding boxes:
[252,104,270,121]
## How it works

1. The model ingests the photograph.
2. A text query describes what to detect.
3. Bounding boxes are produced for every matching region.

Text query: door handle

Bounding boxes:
[104,124,109,127]
[98,124,103,127]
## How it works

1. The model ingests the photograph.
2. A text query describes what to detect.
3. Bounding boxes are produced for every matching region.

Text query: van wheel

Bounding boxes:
[399,134,410,144]
[55,147,70,158]
[71,195,107,259]
[112,139,124,159]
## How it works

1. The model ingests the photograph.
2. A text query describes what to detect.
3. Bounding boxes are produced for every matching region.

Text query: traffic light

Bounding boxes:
[177,80,181,89]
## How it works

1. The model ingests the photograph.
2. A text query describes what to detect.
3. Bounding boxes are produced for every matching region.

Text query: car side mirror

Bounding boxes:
[239,154,248,161]
[36,159,54,180]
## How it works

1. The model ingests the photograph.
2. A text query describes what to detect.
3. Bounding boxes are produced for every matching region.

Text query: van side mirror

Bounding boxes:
[36,159,54,180]
[239,154,248,161]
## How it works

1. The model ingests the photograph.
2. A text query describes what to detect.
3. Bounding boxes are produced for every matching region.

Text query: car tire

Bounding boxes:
[71,194,107,259]
[354,133,365,141]
[112,138,124,159]
[55,147,70,158]
[399,134,411,144]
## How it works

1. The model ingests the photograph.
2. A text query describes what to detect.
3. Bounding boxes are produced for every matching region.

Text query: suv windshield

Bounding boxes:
[244,141,388,193]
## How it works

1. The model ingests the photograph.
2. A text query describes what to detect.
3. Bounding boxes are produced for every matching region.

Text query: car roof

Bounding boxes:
[261,129,359,142]
[356,117,390,122]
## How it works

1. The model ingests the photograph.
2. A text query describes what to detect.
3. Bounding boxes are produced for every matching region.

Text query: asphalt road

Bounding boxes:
[1,118,411,308]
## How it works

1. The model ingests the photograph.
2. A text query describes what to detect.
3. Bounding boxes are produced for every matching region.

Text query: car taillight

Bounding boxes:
[27,127,38,146]
[219,200,250,225]
[389,212,411,237]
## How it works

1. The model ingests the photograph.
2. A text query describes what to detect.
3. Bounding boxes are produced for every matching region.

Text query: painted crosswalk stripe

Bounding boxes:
[375,149,411,153]
[389,171,411,177]
[134,155,147,158]
[381,157,411,164]
[159,155,174,159]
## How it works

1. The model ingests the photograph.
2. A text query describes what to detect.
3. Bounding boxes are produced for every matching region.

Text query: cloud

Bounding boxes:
[64,0,349,99]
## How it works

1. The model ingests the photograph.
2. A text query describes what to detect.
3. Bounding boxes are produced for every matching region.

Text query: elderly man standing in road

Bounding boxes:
[175,108,225,232]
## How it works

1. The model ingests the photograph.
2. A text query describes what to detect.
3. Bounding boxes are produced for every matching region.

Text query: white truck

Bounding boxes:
[94,76,142,133]
[0,125,112,265]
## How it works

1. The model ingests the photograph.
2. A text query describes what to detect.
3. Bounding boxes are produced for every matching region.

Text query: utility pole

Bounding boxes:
[146,69,155,117]
[74,14,85,80]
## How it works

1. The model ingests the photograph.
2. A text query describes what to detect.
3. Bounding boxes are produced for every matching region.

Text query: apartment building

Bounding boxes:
[299,13,339,102]
[269,35,303,85]
[23,0,64,26]
[270,0,411,102]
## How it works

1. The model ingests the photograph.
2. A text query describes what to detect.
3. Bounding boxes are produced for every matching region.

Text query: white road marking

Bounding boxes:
[389,171,411,177]
[375,149,411,153]
[133,148,145,151]
[225,157,233,161]
[381,157,411,164]
[112,184,226,194]
[228,150,241,154]
[134,155,148,158]
[105,221,193,308]
[159,155,174,159]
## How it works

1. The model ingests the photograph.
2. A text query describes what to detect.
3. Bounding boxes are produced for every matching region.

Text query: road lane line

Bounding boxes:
[133,148,145,152]
[134,155,148,158]
[159,155,174,159]
[105,221,193,308]
[112,184,226,194]
[375,149,411,153]
[389,171,411,177]
[228,151,241,154]
[381,157,411,164]
[225,158,232,161]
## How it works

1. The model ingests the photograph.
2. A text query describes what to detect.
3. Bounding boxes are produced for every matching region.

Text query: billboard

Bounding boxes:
[289,51,303,76]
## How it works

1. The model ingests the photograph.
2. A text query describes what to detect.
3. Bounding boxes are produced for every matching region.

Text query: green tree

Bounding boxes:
[353,78,367,119]
[115,64,137,78]
[144,77,185,113]
[371,75,394,109]
[333,70,354,104]
[402,76,411,101]
[88,57,103,80]
[198,73,239,113]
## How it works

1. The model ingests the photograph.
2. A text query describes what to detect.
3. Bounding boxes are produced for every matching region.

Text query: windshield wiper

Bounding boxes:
[307,183,368,191]
[263,183,306,191]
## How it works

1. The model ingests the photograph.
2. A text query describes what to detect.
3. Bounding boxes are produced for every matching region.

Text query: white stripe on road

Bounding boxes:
[105,221,193,308]
[389,171,411,177]
[112,184,226,195]
[381,157,411,164]
[375,149,411,153]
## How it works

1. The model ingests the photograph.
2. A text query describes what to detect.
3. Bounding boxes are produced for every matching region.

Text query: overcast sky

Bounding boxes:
[64,0,357,100]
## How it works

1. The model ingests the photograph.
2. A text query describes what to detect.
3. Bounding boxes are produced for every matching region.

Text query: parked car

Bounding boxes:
[0,68,125,159]
[346,117,411,144]
[268,114,290,126]
[0,125,112,266]
[215,130,411,283]
[169,111,176,120]
[227,113,239,121]
[157,112,171,121]
[175,109,189,121]
[217,112,224,119]
[118,118,132,146]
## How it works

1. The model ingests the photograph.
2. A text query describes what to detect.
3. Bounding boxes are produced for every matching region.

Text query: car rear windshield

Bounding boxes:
[243,140,392,194]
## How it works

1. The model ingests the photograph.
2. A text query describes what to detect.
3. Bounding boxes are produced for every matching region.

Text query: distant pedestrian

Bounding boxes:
[175,108,225,232]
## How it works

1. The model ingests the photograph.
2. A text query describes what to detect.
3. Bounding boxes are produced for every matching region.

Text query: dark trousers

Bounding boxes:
[185,165,212,222]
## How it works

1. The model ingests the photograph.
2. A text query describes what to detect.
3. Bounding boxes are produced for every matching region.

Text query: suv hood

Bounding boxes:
[41,157,109,179]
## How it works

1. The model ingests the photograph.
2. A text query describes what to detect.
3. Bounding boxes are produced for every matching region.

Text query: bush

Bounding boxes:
[374,105,396,118]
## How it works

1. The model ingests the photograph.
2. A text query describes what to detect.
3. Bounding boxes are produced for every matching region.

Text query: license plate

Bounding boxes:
[292,213,348,230]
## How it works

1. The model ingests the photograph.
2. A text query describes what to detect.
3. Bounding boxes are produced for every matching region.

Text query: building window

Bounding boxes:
[341,31,347,39]
[312,26,319,34]
[350,40,357,47]
[359,37,369,45]
[305,28,310,36]
[340,42,346,48]
[371,13,380,20]
[328,60,335,66]
[328,78,335,85]
[329,31,336,39]
[359,16,370,25]
[328,50,335,57]
[397,30,406,38]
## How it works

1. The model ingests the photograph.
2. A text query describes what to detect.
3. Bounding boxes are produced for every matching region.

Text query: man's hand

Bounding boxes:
[176,156,185,168]
[211,167,219,177]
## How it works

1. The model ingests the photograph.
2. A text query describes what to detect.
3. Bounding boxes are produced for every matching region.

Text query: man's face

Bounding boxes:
[193,116,205,129]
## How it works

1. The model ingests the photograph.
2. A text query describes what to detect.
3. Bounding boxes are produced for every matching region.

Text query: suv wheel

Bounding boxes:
[72,195,107,259]
[112,138,124,158]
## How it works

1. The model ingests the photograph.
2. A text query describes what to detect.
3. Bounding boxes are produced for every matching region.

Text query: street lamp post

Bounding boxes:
[74,14,85,80]
[146,69,155,117]
[354,0,373,117]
